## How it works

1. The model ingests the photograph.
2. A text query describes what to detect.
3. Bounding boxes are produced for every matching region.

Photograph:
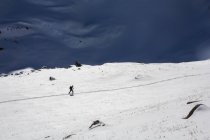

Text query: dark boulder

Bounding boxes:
[49,76,56,81]
[75,61,82,67]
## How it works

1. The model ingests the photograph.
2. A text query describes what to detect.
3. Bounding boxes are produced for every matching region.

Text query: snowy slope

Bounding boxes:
[1,0,210,73]
[0,60,210,140]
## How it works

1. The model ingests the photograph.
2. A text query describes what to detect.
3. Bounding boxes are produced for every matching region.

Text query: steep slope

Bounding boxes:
[1,0,210,73]
[0,60,210,140]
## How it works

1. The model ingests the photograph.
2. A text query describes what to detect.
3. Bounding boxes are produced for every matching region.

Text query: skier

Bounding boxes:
[69,85,74,96]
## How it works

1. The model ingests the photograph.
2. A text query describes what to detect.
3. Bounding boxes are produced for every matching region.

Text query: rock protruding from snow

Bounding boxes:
[49,76,56,81]
[89,120,105,130]
[183,104,205,119]
[75,61,82,67]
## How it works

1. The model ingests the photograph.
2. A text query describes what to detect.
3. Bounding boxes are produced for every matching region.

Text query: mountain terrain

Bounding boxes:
[1,0,210,73]
[0,60,210,140]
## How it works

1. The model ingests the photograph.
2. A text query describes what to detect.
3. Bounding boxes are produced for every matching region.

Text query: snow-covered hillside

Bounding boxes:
[1,0,210,73]
[0,60,210,140]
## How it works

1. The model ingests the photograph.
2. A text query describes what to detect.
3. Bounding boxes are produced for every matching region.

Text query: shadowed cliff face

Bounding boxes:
[0,0,210,73]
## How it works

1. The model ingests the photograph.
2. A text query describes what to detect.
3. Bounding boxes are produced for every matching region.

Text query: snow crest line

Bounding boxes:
[78,73,210,94]
[0,73,209,104]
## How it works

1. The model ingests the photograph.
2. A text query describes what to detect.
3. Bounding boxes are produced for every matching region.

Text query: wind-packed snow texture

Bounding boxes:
[0,60,210,140]
[1,0,210,73]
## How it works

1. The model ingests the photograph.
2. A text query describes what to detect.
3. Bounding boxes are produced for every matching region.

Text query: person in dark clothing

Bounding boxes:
[69,85,74,96]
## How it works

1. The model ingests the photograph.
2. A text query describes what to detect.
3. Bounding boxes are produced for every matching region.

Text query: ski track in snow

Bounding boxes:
[0,72,209,104]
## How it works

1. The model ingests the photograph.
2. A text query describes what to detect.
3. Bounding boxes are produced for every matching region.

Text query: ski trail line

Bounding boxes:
[0,73,210,104]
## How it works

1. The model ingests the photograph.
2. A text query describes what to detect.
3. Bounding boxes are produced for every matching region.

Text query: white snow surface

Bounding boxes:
[0,60,210,140]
